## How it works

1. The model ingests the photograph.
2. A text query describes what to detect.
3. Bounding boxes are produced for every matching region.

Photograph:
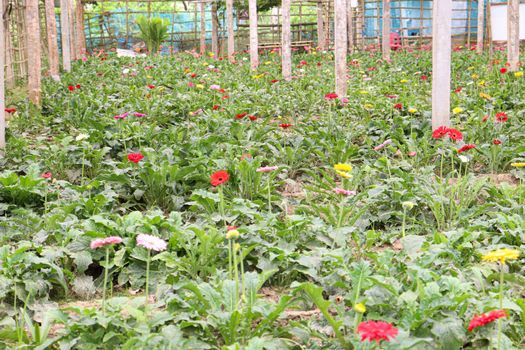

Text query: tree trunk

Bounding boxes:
[226,0,235,62]
[200,2,206,55]
[45,0,60,80]
[282,0,292,80]
[432,0,452,129]
[382,0,390,61]
[477,0,484,53]
[26,0,42,105]
[211,3,219,56]
[249,0,259,68]
[347,0,354,53]
[507,0,520,71]
[75,0,86,57]
[334,0,348,96]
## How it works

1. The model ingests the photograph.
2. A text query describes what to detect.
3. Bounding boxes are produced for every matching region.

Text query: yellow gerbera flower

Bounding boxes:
[515,71,523,77]
[363,103,374,110]
[478,80,486,87]
[481,248,520,264]
[511,163,525,167]
[408,108,418,114]
[472,74,479,80]
[336,170,352,179]
[354,303,366,313]
[334,163,353,172]
[196,84,204,89]
[479,92,492,100]
[453,107,464,114]
[226,229,240,239]
[400,79,408,83]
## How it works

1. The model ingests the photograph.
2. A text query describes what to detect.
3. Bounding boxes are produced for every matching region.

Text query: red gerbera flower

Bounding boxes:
[147,84,155,89]
[127,153,144,163]
[76,84,81,89]
[468,310,507,332]
[279,123,292,129]
[393,103,403,110]
[500,67,508,74]
[270,79,279,84]
[190,73,197,78]
[248,115,257,121]
[235,113,247,119]
[212,105,220,110]
[454,87,462,93]
[324,92,339,100]
[493,139,502,145]
[495,112,508,123]
[447,128,463,141]
[210,170,229,187]
[421,75,428,81]
[67,85,75,92]
[41,172,52,179]
[357,320,398,343]
[222,95,230,100]
[4,108,16,113]
[457,144,476,153]
[432,126,450,139]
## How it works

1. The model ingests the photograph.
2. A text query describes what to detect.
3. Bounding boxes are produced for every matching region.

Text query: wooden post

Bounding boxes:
[211,2,219,56]
[200,2,206,55]
[0,0,5,149]
[45,0,60,80]
[75,0,86,57]
[61,0,72,71]
[249,0,259,68]
[507,0,520,71]
[432,0,452,129]
[382,0,391,60]
[334,0,347,96]
[347,0,354,53]
[282,0,292,80]
[226,0,235,62]
[69,0,77,60]
[317,2,325,50]
[477,0,484,53]
[26,0,42,105]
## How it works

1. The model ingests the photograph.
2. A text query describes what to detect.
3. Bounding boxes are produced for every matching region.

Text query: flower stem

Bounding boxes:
[218,185,226,227]
[497,262,504,350]
[402,208,407,237]
[145,249,151,306]
[228,239,233,279]
[102,247,109,314]
[267,176,272,214]
[233,242,239,309]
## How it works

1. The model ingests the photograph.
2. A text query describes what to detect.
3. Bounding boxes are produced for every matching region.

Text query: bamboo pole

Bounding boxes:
[226,0,235,62]
[347,0,354,53]
[61,0,72,71]
[317,2,324,50]
[467,0,472,47]
[26,0,42,105]
[45,0,60,80]
[282,0,292,80]
[69,0,77,60]
[382,0,391,60]
[211,2,219,56]
[0,0,5,149]
[334,0,347,96]
[507,0,520,71]
[249,0,259,68]
[477,0,484,53]
[200,2,206,55]
[431,0,452,129]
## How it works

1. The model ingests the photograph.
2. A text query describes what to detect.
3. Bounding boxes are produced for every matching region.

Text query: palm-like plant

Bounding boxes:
[136,16,169,54]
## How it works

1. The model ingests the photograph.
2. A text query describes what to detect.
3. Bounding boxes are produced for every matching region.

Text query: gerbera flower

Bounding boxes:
[393,103,403,110]
[457,144,476,153]
[279,123,292,129]
[357,320,398,343]
[493,139,502,145]
[432,126,450,139]
[248,116,258,121]
[468,310,507,332]
[4,108,16,113]
[90,236,123,249]
[481,248,520,263]
[225,229,240,239]
[500,67,508,74]
[334,163,353,172]
[511,162,525,167]
[256,166,278,173]
[235,113,247,119]
[210,170,230,187]
[453,107,464,114]
[333,188,356,196]
[136,233,167,252]
[447,128,463,141]
[41,172,52,179]
[127,153,144,163]
[495,112,508,123]
[67,85,75,92]
[324,92,339,100]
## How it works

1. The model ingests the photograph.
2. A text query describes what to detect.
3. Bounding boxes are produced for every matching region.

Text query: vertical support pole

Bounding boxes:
[249,0,258,68]
[317,1,324,50]
[382,0,390,60]
[226,0,235,62]
[334,0,347,97]
[477,0,484,53]
[212,2,219,56]
[200,1,206,55]
[45,0,60,80]
[347,0,354,53]
[282,0,292,80]
[69,0,77,60]
[61,0,72,72]
[432,0,452,129]
[507,0,520,71]
[0,0,5,149]
[75,0,86,56]
[26,0,42,105]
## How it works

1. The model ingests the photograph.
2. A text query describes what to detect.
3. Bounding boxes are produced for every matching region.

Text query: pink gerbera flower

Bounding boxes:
[90,236,123,249]
[136,234,167,252]
[256,166,279,173]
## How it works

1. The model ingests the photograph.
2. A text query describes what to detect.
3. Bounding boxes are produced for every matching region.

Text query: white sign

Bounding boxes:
[490,4,525,41]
